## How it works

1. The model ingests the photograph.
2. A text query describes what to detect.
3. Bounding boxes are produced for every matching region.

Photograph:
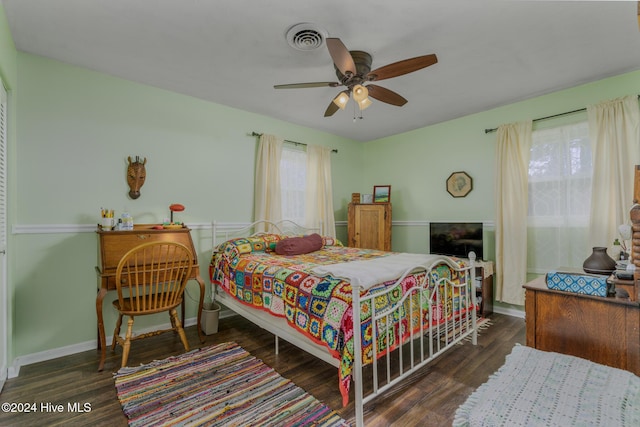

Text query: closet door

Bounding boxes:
[0,80,7,385]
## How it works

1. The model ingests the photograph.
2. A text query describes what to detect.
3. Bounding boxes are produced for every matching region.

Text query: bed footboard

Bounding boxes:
[351,253,477,426]
[210,220,478,427]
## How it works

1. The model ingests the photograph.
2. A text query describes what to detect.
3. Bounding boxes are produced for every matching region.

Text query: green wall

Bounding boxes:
[362,70,640,312]
[4,6,640,367]
[364,70,640,235]
[10,52,363,362]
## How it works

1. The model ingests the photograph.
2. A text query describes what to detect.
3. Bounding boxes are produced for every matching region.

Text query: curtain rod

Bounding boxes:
[251,132,338,153]
[484,95,640,134]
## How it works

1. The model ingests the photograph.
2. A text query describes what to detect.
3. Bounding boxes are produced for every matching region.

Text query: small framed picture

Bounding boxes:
[446,171,473,198]
[373,185,391,203]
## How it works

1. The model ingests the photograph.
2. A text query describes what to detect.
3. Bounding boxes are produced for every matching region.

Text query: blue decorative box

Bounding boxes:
[545,271,609,297]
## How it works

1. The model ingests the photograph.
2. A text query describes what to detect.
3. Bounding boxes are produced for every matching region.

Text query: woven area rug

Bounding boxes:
[453,344,640,427]
[114,342,350,427]
[441,316,491,345]
[464,316,492,341]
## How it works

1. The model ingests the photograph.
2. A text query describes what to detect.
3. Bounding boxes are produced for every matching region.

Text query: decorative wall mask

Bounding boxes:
[127,156,147,199]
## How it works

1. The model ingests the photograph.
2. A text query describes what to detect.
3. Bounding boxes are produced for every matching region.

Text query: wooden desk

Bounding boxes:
[95,224,205,371]
[524,275,640,375]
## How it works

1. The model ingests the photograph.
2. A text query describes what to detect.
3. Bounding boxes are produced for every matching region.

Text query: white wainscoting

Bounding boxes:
[12,220,494,234]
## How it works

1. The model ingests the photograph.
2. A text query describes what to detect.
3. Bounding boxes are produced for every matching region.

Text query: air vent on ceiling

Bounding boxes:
[286,23,328,51]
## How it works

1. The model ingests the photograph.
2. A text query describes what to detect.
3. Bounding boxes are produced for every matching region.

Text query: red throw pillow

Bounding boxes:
[275,233,323,256]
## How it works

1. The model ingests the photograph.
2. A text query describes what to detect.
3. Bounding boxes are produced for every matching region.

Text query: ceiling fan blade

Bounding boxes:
[326,38,357,76]
[274,82,339,89]
[324,100,340,117]
[367,84,408,106]
[367,54,438,81]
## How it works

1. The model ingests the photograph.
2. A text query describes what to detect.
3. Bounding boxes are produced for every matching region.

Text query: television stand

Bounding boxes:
[473,260,494,317]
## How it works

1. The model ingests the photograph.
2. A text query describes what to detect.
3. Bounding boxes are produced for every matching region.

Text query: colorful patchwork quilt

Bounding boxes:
[209,234,472,405]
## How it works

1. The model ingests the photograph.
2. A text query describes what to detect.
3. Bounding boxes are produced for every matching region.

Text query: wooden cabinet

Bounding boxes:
[524,276,640,376]
[347,203,392,251]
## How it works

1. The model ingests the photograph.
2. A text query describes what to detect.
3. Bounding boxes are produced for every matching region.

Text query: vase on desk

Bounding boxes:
[583,246,616,275]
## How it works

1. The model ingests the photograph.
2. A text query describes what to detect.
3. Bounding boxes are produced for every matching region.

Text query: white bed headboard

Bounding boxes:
[212,220,322,247]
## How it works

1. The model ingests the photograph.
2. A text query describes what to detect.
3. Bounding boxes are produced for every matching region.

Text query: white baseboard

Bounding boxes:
[0,363,6,392]
[8,340,96,378]
[493,305,525,319]
[5,303,521,378]
[7,310,235,379]
[6,304,520,378]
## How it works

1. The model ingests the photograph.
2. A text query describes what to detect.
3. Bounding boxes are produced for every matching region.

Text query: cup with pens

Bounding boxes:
[100,208,115,230]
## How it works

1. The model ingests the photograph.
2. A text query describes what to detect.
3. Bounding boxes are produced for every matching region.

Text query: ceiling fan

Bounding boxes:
[274,38,438,117]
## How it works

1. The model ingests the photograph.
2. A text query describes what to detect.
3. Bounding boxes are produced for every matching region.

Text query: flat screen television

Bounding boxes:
[429,222,484,260]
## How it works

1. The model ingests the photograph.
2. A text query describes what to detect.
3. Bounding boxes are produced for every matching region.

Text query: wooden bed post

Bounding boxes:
[633,165,640,205]
[631,166,640,302]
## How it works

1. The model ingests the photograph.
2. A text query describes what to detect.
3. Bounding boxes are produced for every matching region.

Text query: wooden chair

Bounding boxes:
[111,241,193,368]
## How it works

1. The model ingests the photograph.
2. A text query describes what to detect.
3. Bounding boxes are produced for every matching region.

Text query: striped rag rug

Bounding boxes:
[114,342,349,427]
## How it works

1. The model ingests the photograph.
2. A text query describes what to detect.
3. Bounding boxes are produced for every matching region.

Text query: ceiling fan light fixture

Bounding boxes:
[358,97,372,110]
[333,91,350,110]
[352,84,368,102]
[275,37,437,118]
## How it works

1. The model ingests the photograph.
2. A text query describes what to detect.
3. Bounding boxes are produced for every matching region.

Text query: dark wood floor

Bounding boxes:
[0,313,525,426]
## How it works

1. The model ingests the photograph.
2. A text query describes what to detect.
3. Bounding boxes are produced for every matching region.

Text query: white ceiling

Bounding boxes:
[3,0,640,141]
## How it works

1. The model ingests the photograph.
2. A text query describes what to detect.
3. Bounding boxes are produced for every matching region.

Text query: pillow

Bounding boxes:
[216,234,282,262]
[322,236,342,247]
[275,233,323,256]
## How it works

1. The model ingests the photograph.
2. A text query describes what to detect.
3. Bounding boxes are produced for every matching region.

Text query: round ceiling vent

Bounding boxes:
[285,23,328,51]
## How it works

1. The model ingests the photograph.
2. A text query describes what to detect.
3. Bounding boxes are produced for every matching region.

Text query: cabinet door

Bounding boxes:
[350,204,391,250]
[531,290,639,373]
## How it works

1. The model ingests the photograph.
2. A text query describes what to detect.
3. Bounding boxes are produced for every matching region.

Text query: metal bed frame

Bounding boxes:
[210,220,477,427]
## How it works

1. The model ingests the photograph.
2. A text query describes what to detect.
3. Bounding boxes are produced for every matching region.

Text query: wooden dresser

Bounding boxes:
[95,224,205,371]
[347,203,392,251]
[524,275,640,375]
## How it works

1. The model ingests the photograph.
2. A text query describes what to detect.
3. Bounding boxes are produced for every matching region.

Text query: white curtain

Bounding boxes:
[254,134,283,230]
[495,121,533,305]
[305,144,336,237]
[587,95,640,250]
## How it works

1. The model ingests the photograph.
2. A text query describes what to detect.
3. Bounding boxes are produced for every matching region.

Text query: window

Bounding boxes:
[280,145,306,225]
[527,122,592,273]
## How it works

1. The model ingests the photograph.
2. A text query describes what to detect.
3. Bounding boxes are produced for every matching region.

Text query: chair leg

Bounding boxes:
[170,308,190,352]
[111,313,123,351]
[169,312,177,332]
[121,316,135,368]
